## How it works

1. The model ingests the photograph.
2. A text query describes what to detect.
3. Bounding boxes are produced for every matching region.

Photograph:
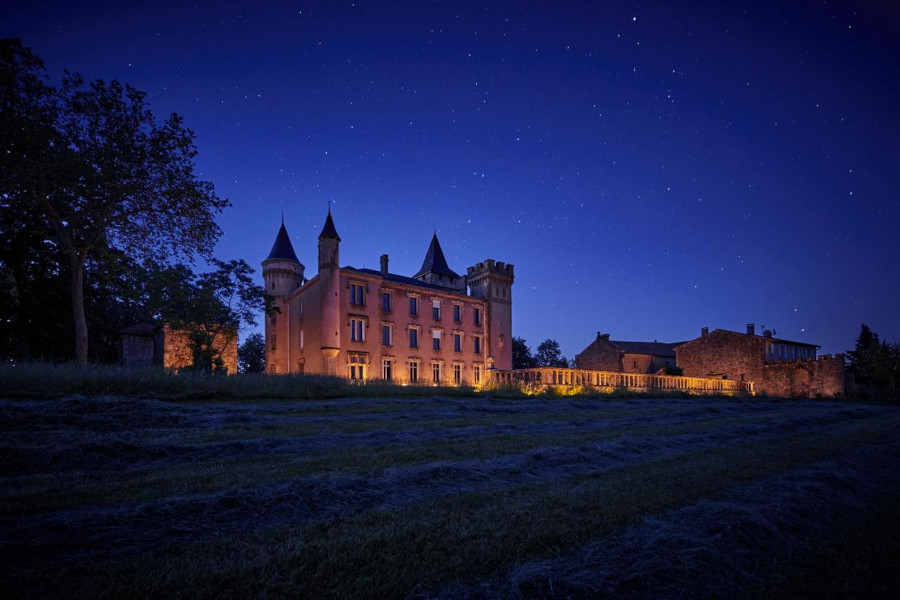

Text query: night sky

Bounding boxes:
[4,1,899,358]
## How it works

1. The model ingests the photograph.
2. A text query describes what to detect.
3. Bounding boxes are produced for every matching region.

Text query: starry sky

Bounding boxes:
[4,0,899,358]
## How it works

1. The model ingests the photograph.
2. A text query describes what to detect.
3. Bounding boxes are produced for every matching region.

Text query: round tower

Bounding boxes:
[262,220,303,374]
[317,208,341,375]
[262,220,304,297]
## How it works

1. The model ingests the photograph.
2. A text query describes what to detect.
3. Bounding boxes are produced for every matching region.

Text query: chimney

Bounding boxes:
[601,333,610,341]
[763,329,773,338]
[701,327,709,337]
[380,254,389,276]
[746,323,755,336]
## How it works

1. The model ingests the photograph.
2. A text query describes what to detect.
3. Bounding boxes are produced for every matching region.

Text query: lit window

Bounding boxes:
[473,336,481,354]
[474,364,482,384]
[409,297,418,316]
[432,300,441,320]
[350,283,365,306]
[454,333,461,352]
[382,325,392,346]
[348,353,367,380]
[453,364,461,385]
[432,362,441,384]
[382,359,392,380]
[474,307,481,325]
[453,304,461,322]
[409,328,418,348]
[408,361,418,383]
[382,292,391,312]
[351,318,365,342]
[433,330,442,351]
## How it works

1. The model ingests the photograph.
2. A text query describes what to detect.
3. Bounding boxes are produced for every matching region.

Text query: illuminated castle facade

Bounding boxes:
[262,211,513,384]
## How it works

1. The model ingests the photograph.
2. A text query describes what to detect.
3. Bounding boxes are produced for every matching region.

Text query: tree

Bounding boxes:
[239,333,266,374]
[1,39,228,365]
[848,323,900,399]
[535,339,569,368]
[149,259,267,372]
[512,336,536,369]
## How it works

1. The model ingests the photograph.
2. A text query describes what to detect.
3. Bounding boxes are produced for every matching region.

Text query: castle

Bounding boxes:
[263,210,514,384]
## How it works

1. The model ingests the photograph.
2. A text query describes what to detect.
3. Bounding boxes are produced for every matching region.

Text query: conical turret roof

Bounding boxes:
[414,233,459,278]
[319,208,341,241]
[265,221,301,264]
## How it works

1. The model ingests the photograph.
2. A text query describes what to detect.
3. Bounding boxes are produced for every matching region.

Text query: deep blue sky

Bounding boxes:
[4,1,899,358]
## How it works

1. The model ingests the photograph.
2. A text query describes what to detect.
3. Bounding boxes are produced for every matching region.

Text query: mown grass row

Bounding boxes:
[43,414,897,599]
[2,401,841,518]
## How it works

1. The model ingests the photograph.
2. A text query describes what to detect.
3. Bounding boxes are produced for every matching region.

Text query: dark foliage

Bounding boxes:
[239,333,266,374]
[534,338,569,368]
[512,336,536,369]
[847,323,900,399]
[1,38,228,364]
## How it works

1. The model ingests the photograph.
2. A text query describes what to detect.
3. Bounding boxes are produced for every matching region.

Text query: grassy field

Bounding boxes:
[2,387,899,598]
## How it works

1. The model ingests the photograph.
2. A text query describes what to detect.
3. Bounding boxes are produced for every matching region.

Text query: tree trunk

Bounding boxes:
[70,255,88,365]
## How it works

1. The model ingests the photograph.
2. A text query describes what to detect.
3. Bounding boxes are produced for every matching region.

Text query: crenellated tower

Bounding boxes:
[317,208,341,375]
[467,259,515,370]
[262,220,304,373]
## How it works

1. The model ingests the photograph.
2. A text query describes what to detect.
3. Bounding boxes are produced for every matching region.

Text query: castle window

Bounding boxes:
[408,361,419,383]
[474,307,481,326]
[270,335,276,351]
[381,292,392,312]
[409,297,418,316]
[350,283,366,306]
[453,364,462,385]
[300,330,304,349]
[382,324,392,346]
[432,362,442,384]
[432,330,442,351]
[474,364,482,385]
[473,335,482,354]
[409,328,418,349]
[454,333,462,352]
[350,318,365,342]
[453,304,461,323]
[348,353,367,380]
[432,300,441,320]
[382,359,393,381]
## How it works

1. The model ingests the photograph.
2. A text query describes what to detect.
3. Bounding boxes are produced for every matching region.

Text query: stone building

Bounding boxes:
[119,323,238,374]
[263,211,514,384]
[574,332,680,374]
[675,324,844,397]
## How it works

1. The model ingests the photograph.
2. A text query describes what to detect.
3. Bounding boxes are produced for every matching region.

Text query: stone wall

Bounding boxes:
[575,336,621,371]
[676,329,845,397]
[675,329,766,385]
[762,355,845,398]
[162,326,238,374]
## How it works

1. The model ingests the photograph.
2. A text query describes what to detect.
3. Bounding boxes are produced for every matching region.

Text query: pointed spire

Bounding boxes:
[265,220,301,264]
[414,233,459,279]
[318,205,341,241]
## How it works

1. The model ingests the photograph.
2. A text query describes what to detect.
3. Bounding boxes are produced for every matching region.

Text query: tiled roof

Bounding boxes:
[609,340,680,357]
[119,322,156,336]
[319,209,341,241]
[265,222,301,263]
[344,266,468,295]
[413,234,460,279]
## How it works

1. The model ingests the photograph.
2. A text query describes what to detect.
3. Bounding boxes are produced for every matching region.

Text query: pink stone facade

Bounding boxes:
[264,213,513,385]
